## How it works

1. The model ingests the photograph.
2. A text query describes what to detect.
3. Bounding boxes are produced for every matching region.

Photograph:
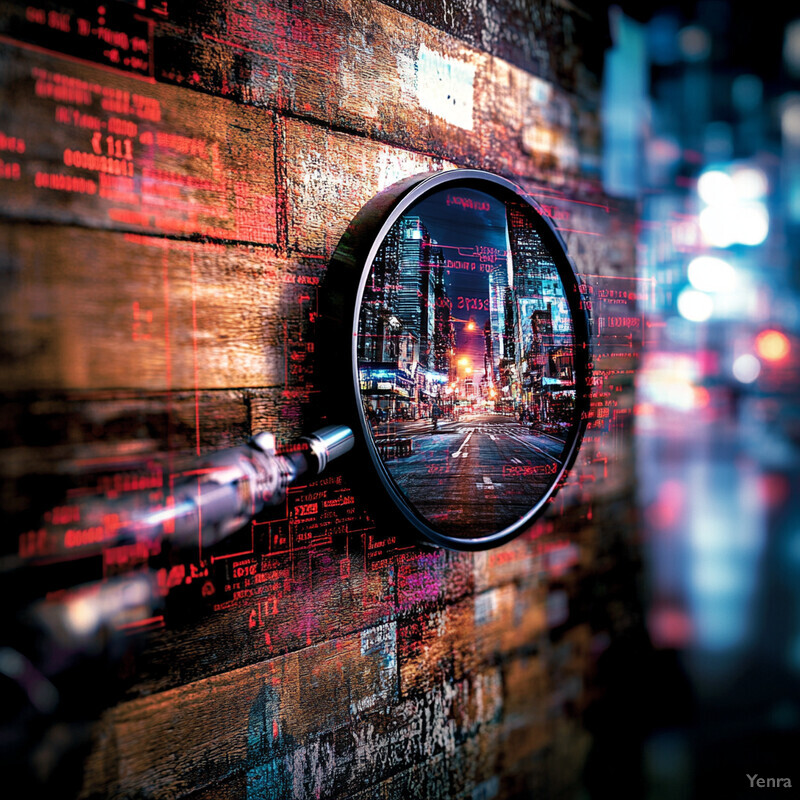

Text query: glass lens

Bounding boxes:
[356,186,577,539]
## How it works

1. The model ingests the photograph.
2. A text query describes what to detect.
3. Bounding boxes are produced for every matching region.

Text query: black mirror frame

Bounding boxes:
[319,169,592,551]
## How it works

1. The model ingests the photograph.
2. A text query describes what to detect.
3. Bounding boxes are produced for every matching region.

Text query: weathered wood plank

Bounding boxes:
[397,581,548,695]
[376,0,610,92]
[282,118,454,255]
[0,44,278,243]
[83,638,585,799]
[0,225,324,391]
[82,624,508,798]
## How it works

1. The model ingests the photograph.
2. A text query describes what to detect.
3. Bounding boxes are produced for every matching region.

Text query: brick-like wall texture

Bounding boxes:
[0,1,642,797]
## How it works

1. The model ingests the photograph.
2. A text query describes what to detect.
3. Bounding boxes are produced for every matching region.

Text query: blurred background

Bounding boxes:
[601,2,800,796]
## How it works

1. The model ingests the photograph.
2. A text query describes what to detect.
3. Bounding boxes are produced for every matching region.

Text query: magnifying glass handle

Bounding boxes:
[4,425,355,576]
[300,425,357,473]
[129,425,355,549]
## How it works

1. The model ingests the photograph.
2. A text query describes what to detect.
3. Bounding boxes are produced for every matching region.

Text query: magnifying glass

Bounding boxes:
[320,170,591,550]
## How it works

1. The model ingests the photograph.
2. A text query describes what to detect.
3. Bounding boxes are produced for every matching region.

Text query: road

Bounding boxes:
[372,413,567,539]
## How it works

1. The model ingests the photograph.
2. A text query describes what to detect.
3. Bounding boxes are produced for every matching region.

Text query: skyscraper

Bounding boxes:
[395,217,438,368]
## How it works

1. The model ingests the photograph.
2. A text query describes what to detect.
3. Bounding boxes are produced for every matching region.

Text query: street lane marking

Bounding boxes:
[452,430,473,458]
[505,431,563,465]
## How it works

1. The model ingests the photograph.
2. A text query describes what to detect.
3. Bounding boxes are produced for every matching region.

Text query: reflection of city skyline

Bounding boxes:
[357,191,578,427]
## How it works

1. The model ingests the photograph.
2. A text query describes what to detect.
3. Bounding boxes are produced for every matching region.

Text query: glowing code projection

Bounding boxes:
[355,183,584,542]
[0,48,277,245]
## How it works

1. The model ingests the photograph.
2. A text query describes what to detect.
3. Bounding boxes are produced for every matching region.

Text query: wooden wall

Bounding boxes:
[0,1,643,797]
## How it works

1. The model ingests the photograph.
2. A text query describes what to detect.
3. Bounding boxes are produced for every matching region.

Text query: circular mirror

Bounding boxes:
[324,170,590,550]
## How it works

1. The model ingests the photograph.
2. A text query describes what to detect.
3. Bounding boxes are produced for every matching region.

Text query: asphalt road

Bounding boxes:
[372,413,567,539]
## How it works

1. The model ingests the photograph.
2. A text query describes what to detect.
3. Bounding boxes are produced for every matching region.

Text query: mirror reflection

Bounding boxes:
[356,186,577,539]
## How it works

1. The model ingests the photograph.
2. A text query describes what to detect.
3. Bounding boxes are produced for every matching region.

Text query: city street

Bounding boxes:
[372,413,567,538]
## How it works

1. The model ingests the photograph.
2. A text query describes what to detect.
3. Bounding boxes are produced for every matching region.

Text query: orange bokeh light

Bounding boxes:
[755,329,790,362]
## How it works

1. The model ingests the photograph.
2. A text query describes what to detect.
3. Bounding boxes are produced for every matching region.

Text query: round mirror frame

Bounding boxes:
[321,169,591,551]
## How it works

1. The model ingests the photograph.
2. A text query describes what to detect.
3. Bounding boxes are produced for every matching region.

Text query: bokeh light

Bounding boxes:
[687,255,737,293]
[732,353,761,383]
[755,329,791,362]
[734,202,769,245]
[697,170,734,205]
[679,25,711,61]
[732,166,768,199]
[781,95,800,145]
[699,203,768,247]
[677,288,713,322]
